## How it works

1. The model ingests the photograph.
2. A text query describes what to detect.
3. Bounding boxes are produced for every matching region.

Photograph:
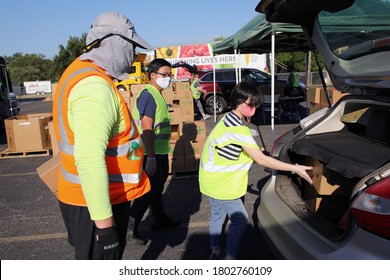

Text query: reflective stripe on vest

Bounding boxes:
[58,138,142,157]
[199,115,258,200]
[200,133,256,173]
[55,62,141,184]
[132,84,171,154]
[53,58,150,206]
[61,167,142,184]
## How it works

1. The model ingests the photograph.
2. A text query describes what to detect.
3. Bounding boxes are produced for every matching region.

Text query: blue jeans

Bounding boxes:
[208,197,248,257]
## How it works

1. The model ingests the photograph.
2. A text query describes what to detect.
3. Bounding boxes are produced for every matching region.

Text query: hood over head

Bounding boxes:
[80,12,152,80]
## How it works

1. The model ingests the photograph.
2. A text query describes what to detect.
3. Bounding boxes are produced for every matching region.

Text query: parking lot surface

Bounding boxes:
[0,98,300,260]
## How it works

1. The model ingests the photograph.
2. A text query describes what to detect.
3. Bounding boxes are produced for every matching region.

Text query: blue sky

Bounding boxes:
[1,0,260,59]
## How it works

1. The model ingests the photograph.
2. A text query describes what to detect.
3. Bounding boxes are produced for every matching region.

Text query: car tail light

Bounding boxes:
[351,177,390,239]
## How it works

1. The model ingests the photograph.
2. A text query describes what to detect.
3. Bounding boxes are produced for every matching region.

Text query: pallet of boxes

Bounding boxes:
[128,81,206,175]
[1,113,59,196]
[1,113,53,158]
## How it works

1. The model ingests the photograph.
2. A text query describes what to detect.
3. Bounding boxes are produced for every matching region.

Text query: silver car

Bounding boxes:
[256,0,390,259]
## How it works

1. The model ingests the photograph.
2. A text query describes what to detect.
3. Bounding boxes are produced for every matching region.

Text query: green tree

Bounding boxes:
[49,34,86,82]
[6,53,53,83]
[276,51,325,72]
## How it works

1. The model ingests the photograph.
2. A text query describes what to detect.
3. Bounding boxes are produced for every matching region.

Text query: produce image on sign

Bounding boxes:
[156,43,267,81]
[156,44,213,80]
[156,46,179,60]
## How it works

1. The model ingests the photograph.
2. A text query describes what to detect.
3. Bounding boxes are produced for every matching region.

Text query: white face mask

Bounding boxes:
[156,77,171,89]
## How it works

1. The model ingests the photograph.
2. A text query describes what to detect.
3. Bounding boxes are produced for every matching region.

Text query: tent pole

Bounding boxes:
[305,51,312,116]
[271,31,275,145]
[235,48,240,84]
[213,61,216,122]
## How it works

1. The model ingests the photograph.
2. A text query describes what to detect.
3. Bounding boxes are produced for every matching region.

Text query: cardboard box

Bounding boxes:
[170,124,180,141]
[168,155,186,173]
[36,154,61,196]
[48,121,59,155]
[184,140,204,156]
[309,103,321,115]
[169,139,185,157]
[306,88,316,104]
[331,89,348,105]
[130,84,146,97]
[5,113,53,151]
[180,99,194,122]
[180,121,207,142]
[314,88,321,104]
[168,105,183,125]
[162,81,181,95]
[175,81,191,92]
[162,82,193,104]
[308,196,349,224]
[304,157,351,196]
[120,90,132,113]
[185,154,201,171]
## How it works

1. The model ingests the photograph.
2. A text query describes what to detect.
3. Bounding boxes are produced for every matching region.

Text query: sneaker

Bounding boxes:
[209,251,226,260]
[203,115,210,120]
[151,217,181,231]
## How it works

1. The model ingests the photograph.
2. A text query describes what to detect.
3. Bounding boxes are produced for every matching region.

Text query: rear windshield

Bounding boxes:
[319,0,390,59]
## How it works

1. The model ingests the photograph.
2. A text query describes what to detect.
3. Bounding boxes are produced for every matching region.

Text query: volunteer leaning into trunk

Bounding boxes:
[199,81,313,260]
[52,12,152,260]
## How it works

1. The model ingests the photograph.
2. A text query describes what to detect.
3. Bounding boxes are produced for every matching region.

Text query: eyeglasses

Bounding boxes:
[155,72,173,78]
[242,101,259,109]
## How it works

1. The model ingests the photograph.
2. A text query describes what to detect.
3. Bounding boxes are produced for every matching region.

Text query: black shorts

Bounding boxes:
[59,200,131,259]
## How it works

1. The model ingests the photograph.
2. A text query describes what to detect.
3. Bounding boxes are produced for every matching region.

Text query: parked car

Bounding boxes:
[198,67,306,115]
[256,0,390,259]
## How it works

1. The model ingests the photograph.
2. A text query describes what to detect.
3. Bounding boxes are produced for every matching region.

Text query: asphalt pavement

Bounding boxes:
[0,98,302,260]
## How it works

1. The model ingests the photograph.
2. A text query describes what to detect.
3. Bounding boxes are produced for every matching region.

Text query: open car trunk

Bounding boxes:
[275,96,390,240]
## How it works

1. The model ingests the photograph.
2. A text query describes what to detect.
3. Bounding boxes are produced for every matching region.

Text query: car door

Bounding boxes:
[216,70,236,101]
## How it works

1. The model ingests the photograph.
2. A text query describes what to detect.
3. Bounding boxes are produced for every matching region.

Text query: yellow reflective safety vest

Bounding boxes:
[190,78,201,100]
[132,84,171,155]
[199,115,259,200]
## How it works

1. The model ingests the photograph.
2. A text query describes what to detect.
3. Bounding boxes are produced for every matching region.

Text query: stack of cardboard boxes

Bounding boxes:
[306,87,348,114]
[3,113,53,154]
[1,113,59,195]
[126,81,206,174]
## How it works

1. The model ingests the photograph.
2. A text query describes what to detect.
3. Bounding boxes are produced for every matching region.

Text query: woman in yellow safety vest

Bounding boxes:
[190,72,210,120]
[199,81,313,260]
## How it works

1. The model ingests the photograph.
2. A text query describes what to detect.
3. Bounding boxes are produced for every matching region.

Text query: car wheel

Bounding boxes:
[204,95,227,115]
[117,85,127,92]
